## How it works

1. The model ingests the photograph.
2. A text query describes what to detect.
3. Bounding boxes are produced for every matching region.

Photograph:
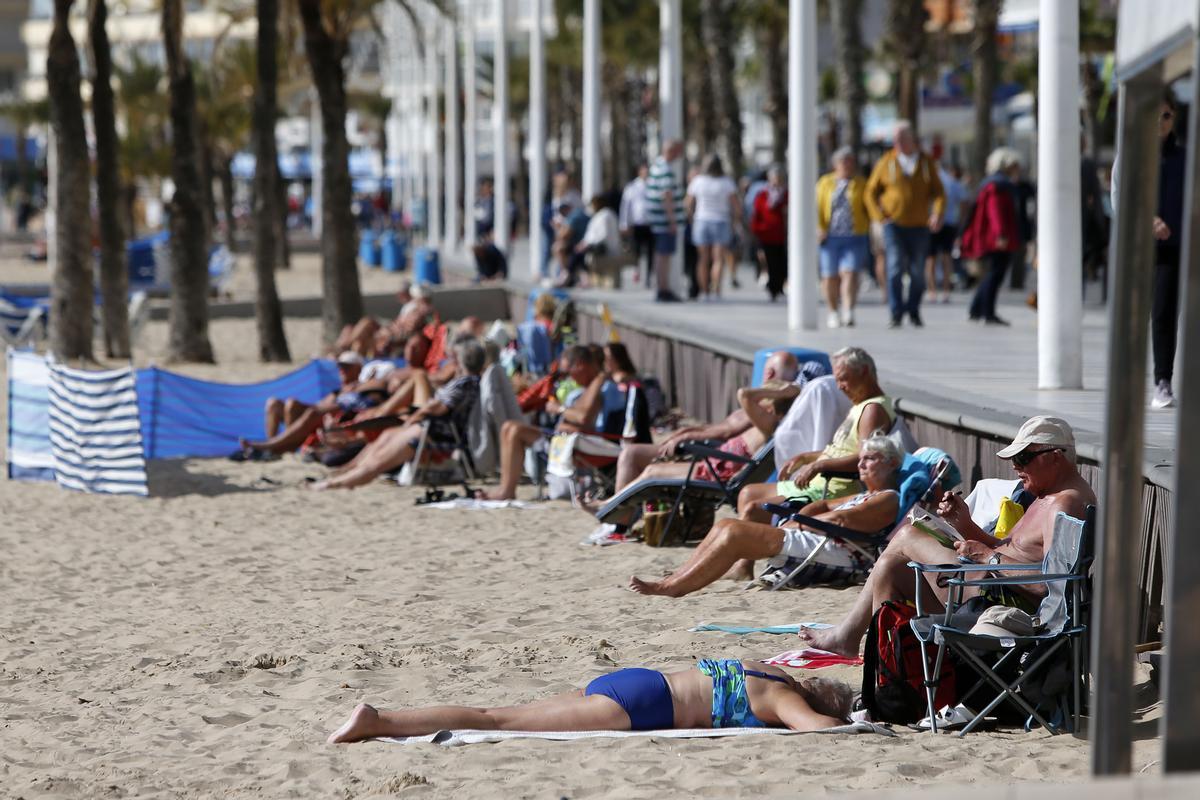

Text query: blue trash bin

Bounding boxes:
[414,247,441,285]
[359,230,381,267]
[381,232,406,272]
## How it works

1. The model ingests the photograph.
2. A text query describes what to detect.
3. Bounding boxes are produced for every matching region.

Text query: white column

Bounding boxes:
[582,0,601,200]
[463,7,477,244]
[493,0,510,253]
[444,17,460,252]
[413,38,427,238]
[659,0,684,293]
[1036,0,1083,388]
[399,34,414,224]
[426,19,442,247]
[387,112,402,213]
[529,0,547,278]
[310,91,322,237]
[787,0,818,330]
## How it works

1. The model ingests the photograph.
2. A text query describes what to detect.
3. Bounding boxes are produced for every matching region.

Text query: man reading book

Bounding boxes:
[800,416,1095,658]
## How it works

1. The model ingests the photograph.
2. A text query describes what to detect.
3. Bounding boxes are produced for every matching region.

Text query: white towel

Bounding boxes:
[773,376,852,471]
[379,721,892,746]
[424,498,544,510]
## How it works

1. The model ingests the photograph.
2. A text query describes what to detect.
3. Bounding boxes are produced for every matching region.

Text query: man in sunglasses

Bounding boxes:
[800,415,1095,658]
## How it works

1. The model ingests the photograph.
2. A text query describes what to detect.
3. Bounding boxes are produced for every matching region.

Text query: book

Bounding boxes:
[909,510,965,549]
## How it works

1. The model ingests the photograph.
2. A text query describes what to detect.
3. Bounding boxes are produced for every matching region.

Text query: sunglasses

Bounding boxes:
[1011,447,1063,468]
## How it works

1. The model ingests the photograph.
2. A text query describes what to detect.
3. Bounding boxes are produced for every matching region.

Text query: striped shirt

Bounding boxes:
[646,156,686,233]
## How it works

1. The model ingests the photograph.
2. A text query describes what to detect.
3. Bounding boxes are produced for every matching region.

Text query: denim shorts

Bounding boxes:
[692,219,733,248]
[819,234,871,277]
[653,231,677,255]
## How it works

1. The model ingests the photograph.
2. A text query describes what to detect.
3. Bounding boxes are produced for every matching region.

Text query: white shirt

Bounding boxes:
[619,177,649,229]
[897,150,919,177]
[581,207,622,253]
[686,174,738,223]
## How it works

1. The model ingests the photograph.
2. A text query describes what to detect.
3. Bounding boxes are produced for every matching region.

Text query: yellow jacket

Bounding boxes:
[864,151,946,227]
[816,173,871,236]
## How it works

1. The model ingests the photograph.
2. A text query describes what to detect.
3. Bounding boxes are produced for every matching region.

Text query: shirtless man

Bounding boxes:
[801,415,1096,657]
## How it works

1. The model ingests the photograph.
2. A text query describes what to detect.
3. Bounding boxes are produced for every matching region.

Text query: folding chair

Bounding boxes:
[0,294,48,347]
[594,438,777,546]
[753,451,956,590]
[907,506,1096,735]
[404,418,480,505]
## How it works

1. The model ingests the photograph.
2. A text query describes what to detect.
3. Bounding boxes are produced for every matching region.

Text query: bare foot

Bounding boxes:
[327,703,379,744]
[797,624,861,658]
[628,576,678,597]
[722,558,755,582]
[481,489,515,501]
[308,479,332,492]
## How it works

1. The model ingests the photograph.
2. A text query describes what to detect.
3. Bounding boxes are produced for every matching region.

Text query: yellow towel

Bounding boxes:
[994,497,1025,539]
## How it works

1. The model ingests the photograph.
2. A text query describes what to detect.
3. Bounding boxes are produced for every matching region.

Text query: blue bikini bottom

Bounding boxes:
[585,668,675,730]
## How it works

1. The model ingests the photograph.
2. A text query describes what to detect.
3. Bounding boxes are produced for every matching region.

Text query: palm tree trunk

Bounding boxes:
[832,0,866,161]
[275,169,290,268]
[700,0,743,178]
[48,0,94,361]
[298,0,363,342]
[197,118,217,244]
[970,0,1000,179]
[886,0,928,134]
[88,0,131,359]
[162,0,215,363]
[218,155,236,253]
[760,20,787,165]
[252,0,290,361]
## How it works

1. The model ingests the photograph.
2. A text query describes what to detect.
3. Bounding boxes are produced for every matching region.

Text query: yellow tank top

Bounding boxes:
[811,395,896,497]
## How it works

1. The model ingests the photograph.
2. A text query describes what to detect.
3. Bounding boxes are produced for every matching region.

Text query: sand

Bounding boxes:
[0,254,1165,798]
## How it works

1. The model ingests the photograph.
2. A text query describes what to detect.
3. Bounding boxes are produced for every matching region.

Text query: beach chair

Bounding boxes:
[907,506,1095,735]
[594,438,777,546]
[0,294,48,347]
[753,451,956,591]
[402,417,480,505]
[516,320,557,377]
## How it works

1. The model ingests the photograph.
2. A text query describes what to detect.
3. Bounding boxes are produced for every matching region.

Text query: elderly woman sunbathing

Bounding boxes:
[327,658,854,743]
[629,435,904,597]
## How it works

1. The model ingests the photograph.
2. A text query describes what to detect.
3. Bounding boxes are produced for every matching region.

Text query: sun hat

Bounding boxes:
[996,416,1074,459]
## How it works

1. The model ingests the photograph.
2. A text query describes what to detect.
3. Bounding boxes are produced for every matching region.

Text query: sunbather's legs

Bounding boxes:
[310,423,422,490]
[614,443,660,493]
[244,403,325,454]
[630,518,785,597]
[483,421,545,500]
[284,398,311,426]
[264,397,285,438]
[737,483,785,524]
[328,690,628,743]
[799,523,961,657]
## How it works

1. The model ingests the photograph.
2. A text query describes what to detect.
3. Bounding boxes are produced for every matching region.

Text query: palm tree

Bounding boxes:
[750,0,788,165]
[253,0,291,361]
[885,0,928,132]
[46,0,94,361]
[113,53,170,239]
[699,0,743,178]
[87,0,131,359]
[831,0,866,161]
[296,0,366,343]
[970,0,1000,179]
[162,0,215,363]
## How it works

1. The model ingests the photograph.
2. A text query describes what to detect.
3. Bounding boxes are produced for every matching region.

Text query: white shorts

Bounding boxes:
[776,528,857,569]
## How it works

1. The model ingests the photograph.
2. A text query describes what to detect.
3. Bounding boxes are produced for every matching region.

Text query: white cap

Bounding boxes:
[336,351,365,367]
[996,416,1074,459]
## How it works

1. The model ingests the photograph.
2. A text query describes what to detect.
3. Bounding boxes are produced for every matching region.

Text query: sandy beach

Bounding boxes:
[0,254,1164,798]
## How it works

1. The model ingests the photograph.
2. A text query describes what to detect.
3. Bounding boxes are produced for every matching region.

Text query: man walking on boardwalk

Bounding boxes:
[647,139,686,303]
[865,121,946,329]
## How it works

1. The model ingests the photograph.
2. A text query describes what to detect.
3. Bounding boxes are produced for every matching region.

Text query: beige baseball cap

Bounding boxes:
[996,415,1075,459]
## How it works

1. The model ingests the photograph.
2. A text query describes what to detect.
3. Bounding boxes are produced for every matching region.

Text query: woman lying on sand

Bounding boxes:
[328,659,854,743]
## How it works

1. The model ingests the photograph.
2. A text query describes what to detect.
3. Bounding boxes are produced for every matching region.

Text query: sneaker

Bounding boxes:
[841,310,855,327]
[984,316,1010,327]
[580,523,630,546]
[655,290,683,303]
[1152,380,1176,409]
[827,311,841,329]
[888,316,903,329]
[909,312,924,328]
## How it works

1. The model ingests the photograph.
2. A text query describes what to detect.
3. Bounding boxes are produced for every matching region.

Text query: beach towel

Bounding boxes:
[688,622,833,635]
[764,648,863,669]
[772,376,852,471]
[423,498,545,510]
[379,721,892,746]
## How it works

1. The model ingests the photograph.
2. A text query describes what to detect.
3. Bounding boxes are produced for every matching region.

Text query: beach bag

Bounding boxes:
[639,502,715,547]
[861,601,957,724]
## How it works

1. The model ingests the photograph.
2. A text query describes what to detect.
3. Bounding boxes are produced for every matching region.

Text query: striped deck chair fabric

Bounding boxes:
[47,359,148,496]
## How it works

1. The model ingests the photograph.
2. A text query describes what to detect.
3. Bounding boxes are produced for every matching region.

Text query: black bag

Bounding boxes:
[861,601,957,724]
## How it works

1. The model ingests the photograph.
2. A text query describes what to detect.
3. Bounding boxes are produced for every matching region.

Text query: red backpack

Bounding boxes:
[860,601,957,724]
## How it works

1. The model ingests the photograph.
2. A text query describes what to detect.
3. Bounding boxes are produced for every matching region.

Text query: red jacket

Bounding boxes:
[751,188,788,246]
[960,179,1019,259]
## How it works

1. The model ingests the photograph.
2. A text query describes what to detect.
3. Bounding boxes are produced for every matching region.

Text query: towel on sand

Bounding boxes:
[380,721,892,746]
[764,648,863,669]
[688,622,832,635]
[425,498,545,510]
